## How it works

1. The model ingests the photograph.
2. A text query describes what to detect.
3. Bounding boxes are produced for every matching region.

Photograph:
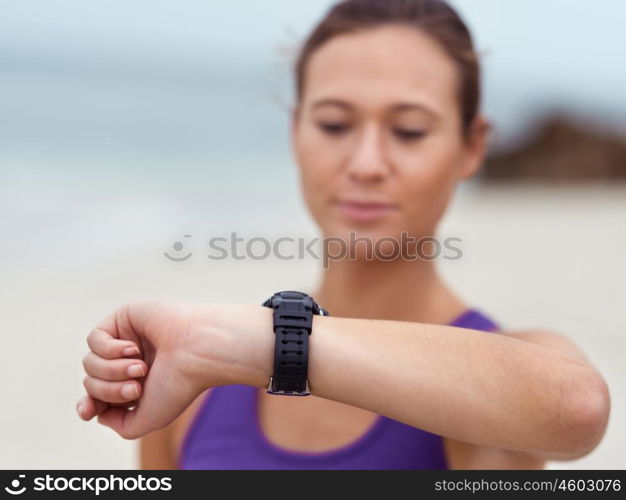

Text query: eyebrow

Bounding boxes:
[311,98,439,118]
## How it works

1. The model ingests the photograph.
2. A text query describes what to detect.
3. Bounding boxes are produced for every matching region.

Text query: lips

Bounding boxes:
[335,199,398,223]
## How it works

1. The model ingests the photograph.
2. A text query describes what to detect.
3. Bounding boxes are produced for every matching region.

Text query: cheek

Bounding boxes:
[396,142,460,229]
[295,128,336,218]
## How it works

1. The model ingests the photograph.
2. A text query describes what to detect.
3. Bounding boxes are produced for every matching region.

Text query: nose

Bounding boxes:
[345,123,390,183]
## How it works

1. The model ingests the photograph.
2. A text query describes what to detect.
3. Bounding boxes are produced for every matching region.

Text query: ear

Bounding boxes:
[458,114,491,181]
[290,104,301,141]
[289,104,304,168]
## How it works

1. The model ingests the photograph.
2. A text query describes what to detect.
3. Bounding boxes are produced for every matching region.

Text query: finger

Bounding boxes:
[87,328,141,360]
[96,357,195,440]
[77,394,108,421]
[97,399,157,440]
[82,351,148,381]
[77,394,135,421]
[97,406,138,439]
[83,376,142,404]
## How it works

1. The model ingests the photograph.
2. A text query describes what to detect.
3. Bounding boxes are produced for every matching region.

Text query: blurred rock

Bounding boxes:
[483,114,626,182]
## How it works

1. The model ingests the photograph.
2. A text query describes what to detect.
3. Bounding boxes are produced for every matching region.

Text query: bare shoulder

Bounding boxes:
[443,437,547,469]
[139,424,176,470]
[138,389,211,470]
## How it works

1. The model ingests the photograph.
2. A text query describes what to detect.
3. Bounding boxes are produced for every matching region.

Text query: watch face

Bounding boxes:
[263,291,328,316]
[281,291,309,299]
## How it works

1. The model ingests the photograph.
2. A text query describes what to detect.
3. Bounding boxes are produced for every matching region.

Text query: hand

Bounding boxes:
[77,300,273,439]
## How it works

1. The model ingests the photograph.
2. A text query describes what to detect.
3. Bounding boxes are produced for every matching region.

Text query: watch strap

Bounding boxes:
[262,291,328,395]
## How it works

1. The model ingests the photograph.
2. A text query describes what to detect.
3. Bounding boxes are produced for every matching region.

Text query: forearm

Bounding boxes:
[190,304,608,457]
[307,314,606,456]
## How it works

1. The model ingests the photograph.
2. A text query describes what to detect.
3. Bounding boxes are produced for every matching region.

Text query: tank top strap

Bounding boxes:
[448,308,500,332]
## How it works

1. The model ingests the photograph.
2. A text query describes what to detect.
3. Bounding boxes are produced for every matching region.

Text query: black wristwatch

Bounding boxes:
[262,291,329,396]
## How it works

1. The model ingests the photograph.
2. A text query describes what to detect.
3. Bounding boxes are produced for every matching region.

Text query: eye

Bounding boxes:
[393,128,426,141]
[318,122,350,136]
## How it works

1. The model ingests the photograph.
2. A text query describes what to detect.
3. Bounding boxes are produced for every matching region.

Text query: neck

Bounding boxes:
[312,257,468,325]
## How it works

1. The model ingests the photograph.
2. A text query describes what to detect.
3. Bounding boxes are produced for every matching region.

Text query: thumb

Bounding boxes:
[96,353,198,439]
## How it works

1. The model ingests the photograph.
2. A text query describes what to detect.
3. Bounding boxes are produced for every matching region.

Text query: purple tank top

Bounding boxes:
[178,309,499,469]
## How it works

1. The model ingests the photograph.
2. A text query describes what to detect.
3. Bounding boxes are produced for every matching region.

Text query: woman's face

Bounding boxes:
[292,25,488,247]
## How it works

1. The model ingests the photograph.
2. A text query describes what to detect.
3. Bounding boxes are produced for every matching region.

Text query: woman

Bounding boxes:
[76,0,610,469]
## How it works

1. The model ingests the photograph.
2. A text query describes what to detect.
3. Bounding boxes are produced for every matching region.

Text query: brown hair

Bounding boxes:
[294,0,482,140]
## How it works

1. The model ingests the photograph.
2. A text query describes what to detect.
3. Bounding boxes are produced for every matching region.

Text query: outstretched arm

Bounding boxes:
[78,301,610,461]
[189,304,609,460]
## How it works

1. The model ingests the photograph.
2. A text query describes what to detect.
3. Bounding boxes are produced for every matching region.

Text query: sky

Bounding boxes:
[1,0,624,167]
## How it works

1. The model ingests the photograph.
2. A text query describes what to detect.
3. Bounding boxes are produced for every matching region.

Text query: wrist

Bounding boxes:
[184,303,274,390]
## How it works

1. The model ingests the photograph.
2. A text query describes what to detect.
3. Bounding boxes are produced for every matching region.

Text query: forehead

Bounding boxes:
[303,25,459,115]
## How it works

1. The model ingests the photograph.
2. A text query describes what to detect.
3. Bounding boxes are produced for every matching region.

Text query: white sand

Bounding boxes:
[0,183,624,469]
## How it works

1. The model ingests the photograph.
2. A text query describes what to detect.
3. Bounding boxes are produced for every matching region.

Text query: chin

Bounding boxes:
[321,222,409,262]
[324,221,396,239]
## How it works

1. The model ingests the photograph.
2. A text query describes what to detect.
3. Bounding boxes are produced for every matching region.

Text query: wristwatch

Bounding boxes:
[262,291,329,396]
